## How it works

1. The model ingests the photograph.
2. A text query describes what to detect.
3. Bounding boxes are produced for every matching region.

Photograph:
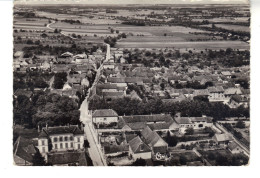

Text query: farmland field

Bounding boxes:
[50,22,212,38]
[116,40,249,50]
[13,18,51,31]
[36,11,121,24]
[215,24,250,32]
[192,17,250,23]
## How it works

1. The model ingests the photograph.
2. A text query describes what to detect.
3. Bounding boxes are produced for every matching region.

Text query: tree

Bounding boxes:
[32,151,46,166]
[110,28,114,33]
[54,28,59,33]
[132,158,146,166]
[53,72,67,89]
[236,121,246,128]
[185,128,194,135]
[41,33,48,38]
[165,131,178,147]
[208,152,216,160]
[160,83,165,91]
[179,155,187,165]
[226,48,233,55]
[121,33,126,38]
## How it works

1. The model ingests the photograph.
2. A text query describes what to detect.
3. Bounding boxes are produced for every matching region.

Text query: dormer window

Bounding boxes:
[140,144,144,151]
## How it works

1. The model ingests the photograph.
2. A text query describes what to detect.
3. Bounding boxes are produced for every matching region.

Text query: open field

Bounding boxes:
[118,34,213,43]
[215,24,250,32]
[13,17,50,31]
[36,11,121,24]
[116,40,249,50]
[115,25,209,36]
[192,17,249,23]
[50,22,212,39]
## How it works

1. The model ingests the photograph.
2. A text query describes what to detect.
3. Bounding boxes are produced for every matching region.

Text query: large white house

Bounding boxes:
[92,109,119,125]
[38,125,84,155]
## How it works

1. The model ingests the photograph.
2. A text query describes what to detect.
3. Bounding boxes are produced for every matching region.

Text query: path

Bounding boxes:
[46,21,77,40]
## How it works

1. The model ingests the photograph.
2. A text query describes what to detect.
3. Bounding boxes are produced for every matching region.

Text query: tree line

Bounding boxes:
[89,97,249,120]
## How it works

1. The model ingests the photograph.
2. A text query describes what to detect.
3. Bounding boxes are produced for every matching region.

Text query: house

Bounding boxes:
[38,125,84,155]
[193,89,210,97]
[60,52,73,58]
[118,114,177,132]
[52,65,69,73]
[103,62,115,69]
[141,126,168,156]
[47,151,87,166]
[13,136,37,166]
[40,61,51,71]
[221,71,232,78]
[174,116,213,134]
[106,77,127,87]
[126,90,142,101]
[103,91,125,102]
[224,88,242,96]
[81,78,90,87]
[213,133,233,145]
[227,142,244,154]
[208,86,229,103]
[229,95,249,108]
[128,136,151,160]
[62,82,73,90]
[92,109,119,125]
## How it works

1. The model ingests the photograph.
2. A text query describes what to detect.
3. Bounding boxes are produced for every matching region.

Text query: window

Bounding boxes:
[54,137,58,142]
[70,136,74,141]
[65,143,68,148]
[60,143,63,149]
[64,136,68,141]
[140,144,144,151]
[59,137,63,142]
[71,142,73,148]
[78,144,80,149]
[42,147,45,153]
[77,137,80,142]
[104,118,107,121]
[199,124,204,128]
[42,140,45,145]
[55,144,57,149]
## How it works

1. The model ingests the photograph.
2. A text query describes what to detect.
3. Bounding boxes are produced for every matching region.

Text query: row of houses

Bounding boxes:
[91,109,245,161]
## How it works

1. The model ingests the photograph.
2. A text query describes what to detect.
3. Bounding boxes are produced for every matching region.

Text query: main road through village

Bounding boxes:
[47,20,109,165]
[79,44,110,166]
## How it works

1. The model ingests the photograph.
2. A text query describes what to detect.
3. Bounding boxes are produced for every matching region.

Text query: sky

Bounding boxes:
[14,0,249,5]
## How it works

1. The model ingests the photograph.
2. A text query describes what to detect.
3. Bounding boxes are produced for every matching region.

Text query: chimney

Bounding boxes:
[38,125,40,133]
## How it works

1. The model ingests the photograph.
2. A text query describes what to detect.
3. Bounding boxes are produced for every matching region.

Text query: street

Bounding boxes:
[79,43,110,166]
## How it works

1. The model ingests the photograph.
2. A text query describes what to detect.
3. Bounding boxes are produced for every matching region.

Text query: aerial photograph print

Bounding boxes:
[13,0,250,166]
